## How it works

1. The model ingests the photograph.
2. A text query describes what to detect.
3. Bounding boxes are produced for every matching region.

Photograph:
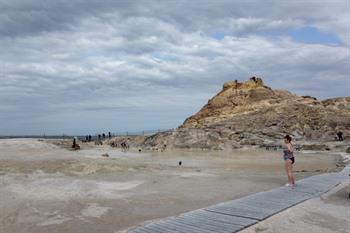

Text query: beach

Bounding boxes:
[0,138,345,233]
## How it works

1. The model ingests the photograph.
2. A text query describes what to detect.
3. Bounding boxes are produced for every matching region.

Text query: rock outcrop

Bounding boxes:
[142,77,350,150]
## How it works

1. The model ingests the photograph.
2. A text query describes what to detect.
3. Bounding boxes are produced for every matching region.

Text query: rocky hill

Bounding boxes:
[140,77,350,150]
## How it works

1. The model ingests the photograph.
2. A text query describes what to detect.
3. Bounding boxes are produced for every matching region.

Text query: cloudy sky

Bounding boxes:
[0,0,349,135]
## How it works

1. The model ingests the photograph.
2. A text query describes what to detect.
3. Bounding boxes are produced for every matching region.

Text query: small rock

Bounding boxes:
[101,153,109,157]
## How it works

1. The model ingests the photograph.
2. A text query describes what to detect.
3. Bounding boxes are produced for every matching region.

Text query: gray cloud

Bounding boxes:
[0,0,349,135]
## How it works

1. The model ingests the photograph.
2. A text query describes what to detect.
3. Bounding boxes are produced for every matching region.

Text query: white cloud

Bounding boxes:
[0,0,349,134]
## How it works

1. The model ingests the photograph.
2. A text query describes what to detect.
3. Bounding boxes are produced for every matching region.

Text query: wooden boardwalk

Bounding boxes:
[127,167,349,233]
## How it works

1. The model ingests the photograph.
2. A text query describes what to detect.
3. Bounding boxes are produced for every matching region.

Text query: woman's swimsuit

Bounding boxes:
[283,149,295,164]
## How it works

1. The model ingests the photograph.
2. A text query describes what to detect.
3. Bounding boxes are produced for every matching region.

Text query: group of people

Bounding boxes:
[84,132,112,142]
[85,135,92,142]
[98,132,112,140]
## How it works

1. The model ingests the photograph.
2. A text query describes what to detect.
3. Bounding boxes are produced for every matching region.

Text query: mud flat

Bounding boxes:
[0,139,344,233]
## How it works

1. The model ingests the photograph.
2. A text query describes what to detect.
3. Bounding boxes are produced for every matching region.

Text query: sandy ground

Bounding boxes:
[0,139,345,233]
[239,180,350,233]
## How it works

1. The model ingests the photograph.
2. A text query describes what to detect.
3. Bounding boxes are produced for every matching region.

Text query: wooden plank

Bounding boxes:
[174,216,234,233]
[240,194,309,205]
[296,178,336,186]
[300,176,341,185]
[159,222,203,233]
[240,189,313,203]
[163,219,215,233]
[286,185,333,195]
[178,213,243,232]
[297,180,338,188]
[165,218,216,233]
[235,200,290,212]
[229,194,308,211]
[209,204,266,214]
[237,193,301,204]
[131,225,162,233]
[128,227,156,233]
[187,210,257,226]
[154,221,199,233]
[283,188,324,196]
[173,216,233,233]
[206,206,268,220]
[127,228,143,233]
[139,225,165,233]
[145,222,187,233]
[236,193,309,206]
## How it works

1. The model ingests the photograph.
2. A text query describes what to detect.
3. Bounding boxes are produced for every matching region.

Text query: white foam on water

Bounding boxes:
[80,203,112,218]
[37,215,71,226]
[179,172,215,178]
[0,139,58,150]
[339,152,350,162]
[5,177,143,200]
[77,148,150,159]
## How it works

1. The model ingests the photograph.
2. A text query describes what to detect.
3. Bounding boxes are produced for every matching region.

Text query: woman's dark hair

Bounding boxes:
[284,135,292,142]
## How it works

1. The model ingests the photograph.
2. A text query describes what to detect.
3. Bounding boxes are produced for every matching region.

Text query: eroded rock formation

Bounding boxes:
[142,77,350,149]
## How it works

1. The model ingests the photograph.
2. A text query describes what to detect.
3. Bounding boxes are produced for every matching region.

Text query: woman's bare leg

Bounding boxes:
[285,161,292,184]
[286,161,295,185]
[290,164,295,185]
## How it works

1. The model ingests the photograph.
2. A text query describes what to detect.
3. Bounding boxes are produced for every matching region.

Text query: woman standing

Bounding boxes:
[283,135,295,187]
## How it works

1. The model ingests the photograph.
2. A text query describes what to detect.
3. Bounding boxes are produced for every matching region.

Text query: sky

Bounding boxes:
[0,0,349,135]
